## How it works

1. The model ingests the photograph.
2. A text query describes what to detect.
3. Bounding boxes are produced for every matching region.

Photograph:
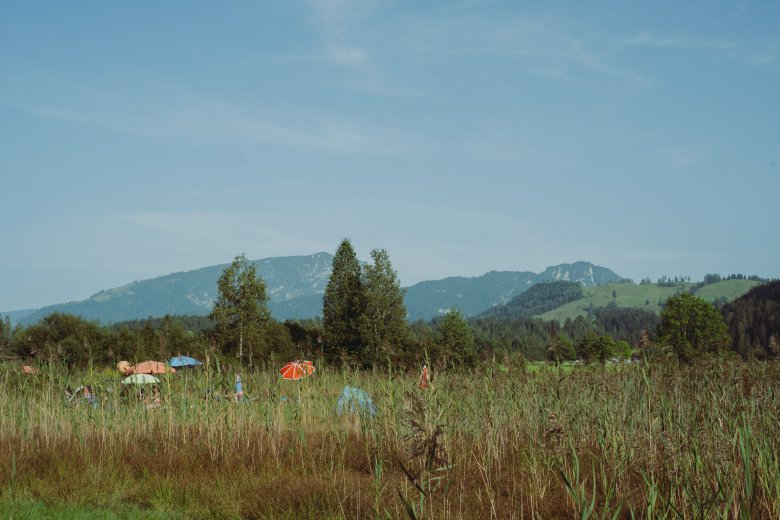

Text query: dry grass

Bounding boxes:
[1,359,779,518]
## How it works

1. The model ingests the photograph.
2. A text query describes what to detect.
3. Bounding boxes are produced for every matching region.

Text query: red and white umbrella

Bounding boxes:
[279,360,316,380]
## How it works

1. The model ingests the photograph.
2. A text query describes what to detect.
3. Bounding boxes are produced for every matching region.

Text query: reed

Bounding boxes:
[1,359,779,518]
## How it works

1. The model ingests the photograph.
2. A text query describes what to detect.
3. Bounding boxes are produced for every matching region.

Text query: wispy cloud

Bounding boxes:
[746,54,774,66]
[396,13,650,86]
[623,31,778,69]
[3,92,404,153]
[622,32,738,50]
[325,45,369,64]
[302,0,377,67]
[275,45,369,65]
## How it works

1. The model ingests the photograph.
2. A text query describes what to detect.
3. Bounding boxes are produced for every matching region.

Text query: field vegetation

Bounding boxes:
[1,359,779,519]
[1,245,778,518]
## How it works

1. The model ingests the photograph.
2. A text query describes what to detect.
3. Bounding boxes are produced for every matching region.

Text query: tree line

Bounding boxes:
[1,246,777,370]
[722,281,780,360]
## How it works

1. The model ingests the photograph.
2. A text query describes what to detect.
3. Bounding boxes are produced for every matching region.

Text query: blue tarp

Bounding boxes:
[336,386,377,418]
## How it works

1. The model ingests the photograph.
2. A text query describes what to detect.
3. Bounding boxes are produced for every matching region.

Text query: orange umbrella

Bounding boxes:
[279,360,315,380]
[132,361,175,375]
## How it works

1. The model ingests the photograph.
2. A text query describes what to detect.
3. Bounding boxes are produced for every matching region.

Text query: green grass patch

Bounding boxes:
[538,280,759,323]
[694,279,759,302]
[538,282,688,322]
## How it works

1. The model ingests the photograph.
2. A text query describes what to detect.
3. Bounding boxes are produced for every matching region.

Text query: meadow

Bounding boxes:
[538,279,759,323]
[1,359,779,519]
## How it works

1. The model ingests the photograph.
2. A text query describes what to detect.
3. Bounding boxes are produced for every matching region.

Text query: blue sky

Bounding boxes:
[1,0,778,311]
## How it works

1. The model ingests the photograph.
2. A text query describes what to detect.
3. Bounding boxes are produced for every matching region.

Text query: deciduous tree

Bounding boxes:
[577,331,614,363]
[437,309,477,368]
[546,335,575,365]
[657,293,730,363]
[209,254,270,365]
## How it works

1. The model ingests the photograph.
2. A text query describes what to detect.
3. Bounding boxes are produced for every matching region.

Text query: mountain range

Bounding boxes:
[4,253,623,325]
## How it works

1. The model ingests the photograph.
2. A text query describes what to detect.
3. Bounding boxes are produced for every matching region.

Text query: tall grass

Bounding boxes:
[1,359,779,518]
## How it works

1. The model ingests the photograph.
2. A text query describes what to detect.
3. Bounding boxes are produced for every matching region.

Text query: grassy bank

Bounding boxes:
[1,360,779,518]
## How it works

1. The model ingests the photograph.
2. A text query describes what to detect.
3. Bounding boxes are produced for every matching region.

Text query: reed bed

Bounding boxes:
[1,360,779,519]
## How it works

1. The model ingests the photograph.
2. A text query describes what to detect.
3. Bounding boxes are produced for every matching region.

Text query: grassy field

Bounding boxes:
[538,283,685,322]
[693,279,760,302]
[1,360,779,519]
[538,281,758,322]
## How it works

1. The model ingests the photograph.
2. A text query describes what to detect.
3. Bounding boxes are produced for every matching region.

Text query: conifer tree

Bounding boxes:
[359,248,409,367]
[322,239,365,362]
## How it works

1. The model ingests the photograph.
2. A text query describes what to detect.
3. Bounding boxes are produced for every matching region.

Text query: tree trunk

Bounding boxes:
[239,322,243,360]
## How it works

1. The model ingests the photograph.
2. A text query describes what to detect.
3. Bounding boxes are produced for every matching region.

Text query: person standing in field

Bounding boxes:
[235,374,244,401]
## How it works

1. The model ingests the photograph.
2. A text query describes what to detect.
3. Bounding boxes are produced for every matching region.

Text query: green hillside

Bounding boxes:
[538,283,689,322]
[476,281,583,320]
[694,279,760,302]
[539,280,761,323]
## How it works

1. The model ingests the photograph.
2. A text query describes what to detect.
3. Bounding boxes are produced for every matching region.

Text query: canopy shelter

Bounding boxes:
[117,360,174,375]
[122,374,160,385]
[169,356,202,368]
[279,360,316,381]
[132,361,175,375]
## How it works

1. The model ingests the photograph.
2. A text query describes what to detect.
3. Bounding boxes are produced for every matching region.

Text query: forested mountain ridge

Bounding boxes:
[16,253,335,325]
[475,281,584,320]
[5,256,622,325]
[404,262,623,320]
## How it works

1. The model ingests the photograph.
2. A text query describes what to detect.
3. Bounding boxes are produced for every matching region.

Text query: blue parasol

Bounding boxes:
[168,356,202,368]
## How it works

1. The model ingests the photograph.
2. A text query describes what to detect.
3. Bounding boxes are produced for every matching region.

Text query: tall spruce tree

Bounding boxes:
[359,248,410,367]
[322,239,365,362]
[209,254,270,365]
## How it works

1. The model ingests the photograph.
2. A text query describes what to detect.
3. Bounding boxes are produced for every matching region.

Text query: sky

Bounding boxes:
[1,0,779,311]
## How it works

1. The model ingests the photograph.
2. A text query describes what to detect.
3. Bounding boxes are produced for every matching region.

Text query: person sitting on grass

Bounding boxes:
[143,385,162,410]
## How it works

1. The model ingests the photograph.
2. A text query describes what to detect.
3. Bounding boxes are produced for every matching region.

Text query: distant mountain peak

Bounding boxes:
[538,261,619,287]
[8,255,621,325]
[403,261,621,320]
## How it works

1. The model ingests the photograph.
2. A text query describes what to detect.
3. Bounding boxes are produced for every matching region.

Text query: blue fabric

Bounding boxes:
[235,375,243,394]
[169,356,202,367]
[336,386,377,418]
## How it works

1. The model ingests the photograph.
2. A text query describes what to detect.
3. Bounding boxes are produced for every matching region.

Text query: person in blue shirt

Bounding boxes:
[235,374,243,401]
